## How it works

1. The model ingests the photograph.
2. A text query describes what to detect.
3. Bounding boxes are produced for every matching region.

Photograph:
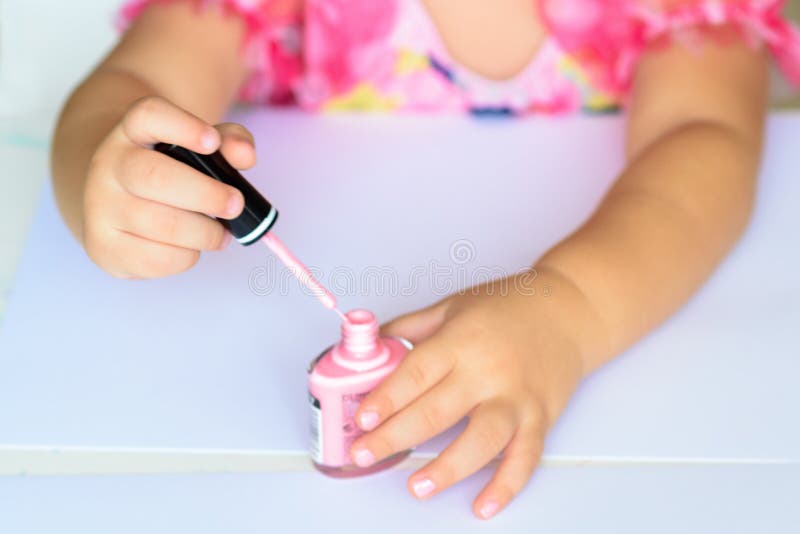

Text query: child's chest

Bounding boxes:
[281,0,548,81]
[258,0,618,114]
[417,0,546,81]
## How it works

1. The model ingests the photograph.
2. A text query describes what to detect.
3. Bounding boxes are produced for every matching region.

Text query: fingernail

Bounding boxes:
[220,232,232,249]
[479,499,500,519]
[359,411,379,431]
[201,131,217,151]
[227,194,243,217]
[412,478,435,498]
[352,448,375,467]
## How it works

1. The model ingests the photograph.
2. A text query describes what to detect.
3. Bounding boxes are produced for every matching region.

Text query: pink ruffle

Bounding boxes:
[539,0,800,97]
[116,0,304,105]
[300,0,399,104]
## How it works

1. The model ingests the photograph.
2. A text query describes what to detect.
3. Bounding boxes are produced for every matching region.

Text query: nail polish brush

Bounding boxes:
[154,142,345,319]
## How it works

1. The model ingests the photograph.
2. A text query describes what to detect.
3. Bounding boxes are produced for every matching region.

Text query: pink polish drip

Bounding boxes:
[261,232,345,319]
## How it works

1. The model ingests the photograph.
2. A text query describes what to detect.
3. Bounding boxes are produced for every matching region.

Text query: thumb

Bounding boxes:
[381,299,450,345]
[215,122,257,170]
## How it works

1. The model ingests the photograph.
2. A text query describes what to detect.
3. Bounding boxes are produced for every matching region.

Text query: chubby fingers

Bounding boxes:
[119,196,230,251]
[115,148,243,220]
[349,374,469,470]
[112,97,245,219]
[381,300,449,345]
[471,418,544,520]
[87,228,202,280]
[404,400,518,503]
[119,96,220,153]
[216,122,257,170]
[353,337,456,433]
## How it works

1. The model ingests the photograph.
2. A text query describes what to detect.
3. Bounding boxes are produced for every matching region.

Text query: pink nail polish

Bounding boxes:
[308,309,413,478]
[352,448,375,467]
[201,131,217,151]
[412,478,435,498]
[479,500,500,519]
[359,411,379,431]
[227,194,243,217]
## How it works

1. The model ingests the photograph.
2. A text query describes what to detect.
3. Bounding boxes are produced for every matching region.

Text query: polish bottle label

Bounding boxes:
[309,392,324,464]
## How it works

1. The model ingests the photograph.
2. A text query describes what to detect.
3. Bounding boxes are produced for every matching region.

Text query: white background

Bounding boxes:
[0,0,120,118]
[0,1,119,315]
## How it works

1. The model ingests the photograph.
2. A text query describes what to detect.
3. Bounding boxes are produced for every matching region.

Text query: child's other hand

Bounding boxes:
[350,270,596,520]
[82,96,256,278]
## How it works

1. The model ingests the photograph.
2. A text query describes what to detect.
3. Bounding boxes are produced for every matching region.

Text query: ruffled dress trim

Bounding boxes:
[116,0,304,105]
[116,0,800,112]
[540,0,800,98]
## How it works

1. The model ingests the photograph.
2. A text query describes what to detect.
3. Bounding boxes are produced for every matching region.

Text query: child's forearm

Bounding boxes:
[536,120,762,374]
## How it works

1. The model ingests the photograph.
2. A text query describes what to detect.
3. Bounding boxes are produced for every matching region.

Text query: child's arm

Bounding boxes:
[52,2,253,277]
[537,32,767,372]
[347,34,767,519]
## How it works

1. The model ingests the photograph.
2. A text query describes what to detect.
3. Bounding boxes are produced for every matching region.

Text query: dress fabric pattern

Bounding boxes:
[117,0,800,115]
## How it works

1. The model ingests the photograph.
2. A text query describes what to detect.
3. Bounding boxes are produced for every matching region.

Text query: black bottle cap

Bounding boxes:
[154,143,278,245]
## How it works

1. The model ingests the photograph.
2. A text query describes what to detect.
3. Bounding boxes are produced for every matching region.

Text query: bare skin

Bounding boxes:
[51,0,767,520]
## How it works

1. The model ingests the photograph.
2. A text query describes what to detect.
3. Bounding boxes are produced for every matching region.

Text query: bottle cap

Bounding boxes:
[154,143,278,245]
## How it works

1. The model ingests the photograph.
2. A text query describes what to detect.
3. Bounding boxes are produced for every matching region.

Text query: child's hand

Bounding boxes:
[350,270,596,520]
[82,96,256,279]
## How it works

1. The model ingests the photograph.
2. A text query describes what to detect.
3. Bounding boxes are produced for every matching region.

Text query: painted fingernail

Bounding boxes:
[359,411,379,431]
[201,131,217,151]
[220,232,232,249]
[412,478,435,498]
[352,448,375,467]
[226,194,243,217]
[479,500,500,519]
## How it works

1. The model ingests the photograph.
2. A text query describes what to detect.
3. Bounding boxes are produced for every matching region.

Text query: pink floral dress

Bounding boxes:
[118,0,800,116]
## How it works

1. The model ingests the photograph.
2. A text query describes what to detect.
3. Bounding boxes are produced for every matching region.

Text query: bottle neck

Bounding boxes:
[340,309,380,356]
[331,309,389,371]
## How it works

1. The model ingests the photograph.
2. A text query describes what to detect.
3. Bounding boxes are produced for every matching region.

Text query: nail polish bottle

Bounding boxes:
[308,309,413,477]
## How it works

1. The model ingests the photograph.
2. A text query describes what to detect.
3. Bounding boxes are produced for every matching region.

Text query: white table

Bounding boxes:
[0,110,798,531]
[1,465,797,534]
